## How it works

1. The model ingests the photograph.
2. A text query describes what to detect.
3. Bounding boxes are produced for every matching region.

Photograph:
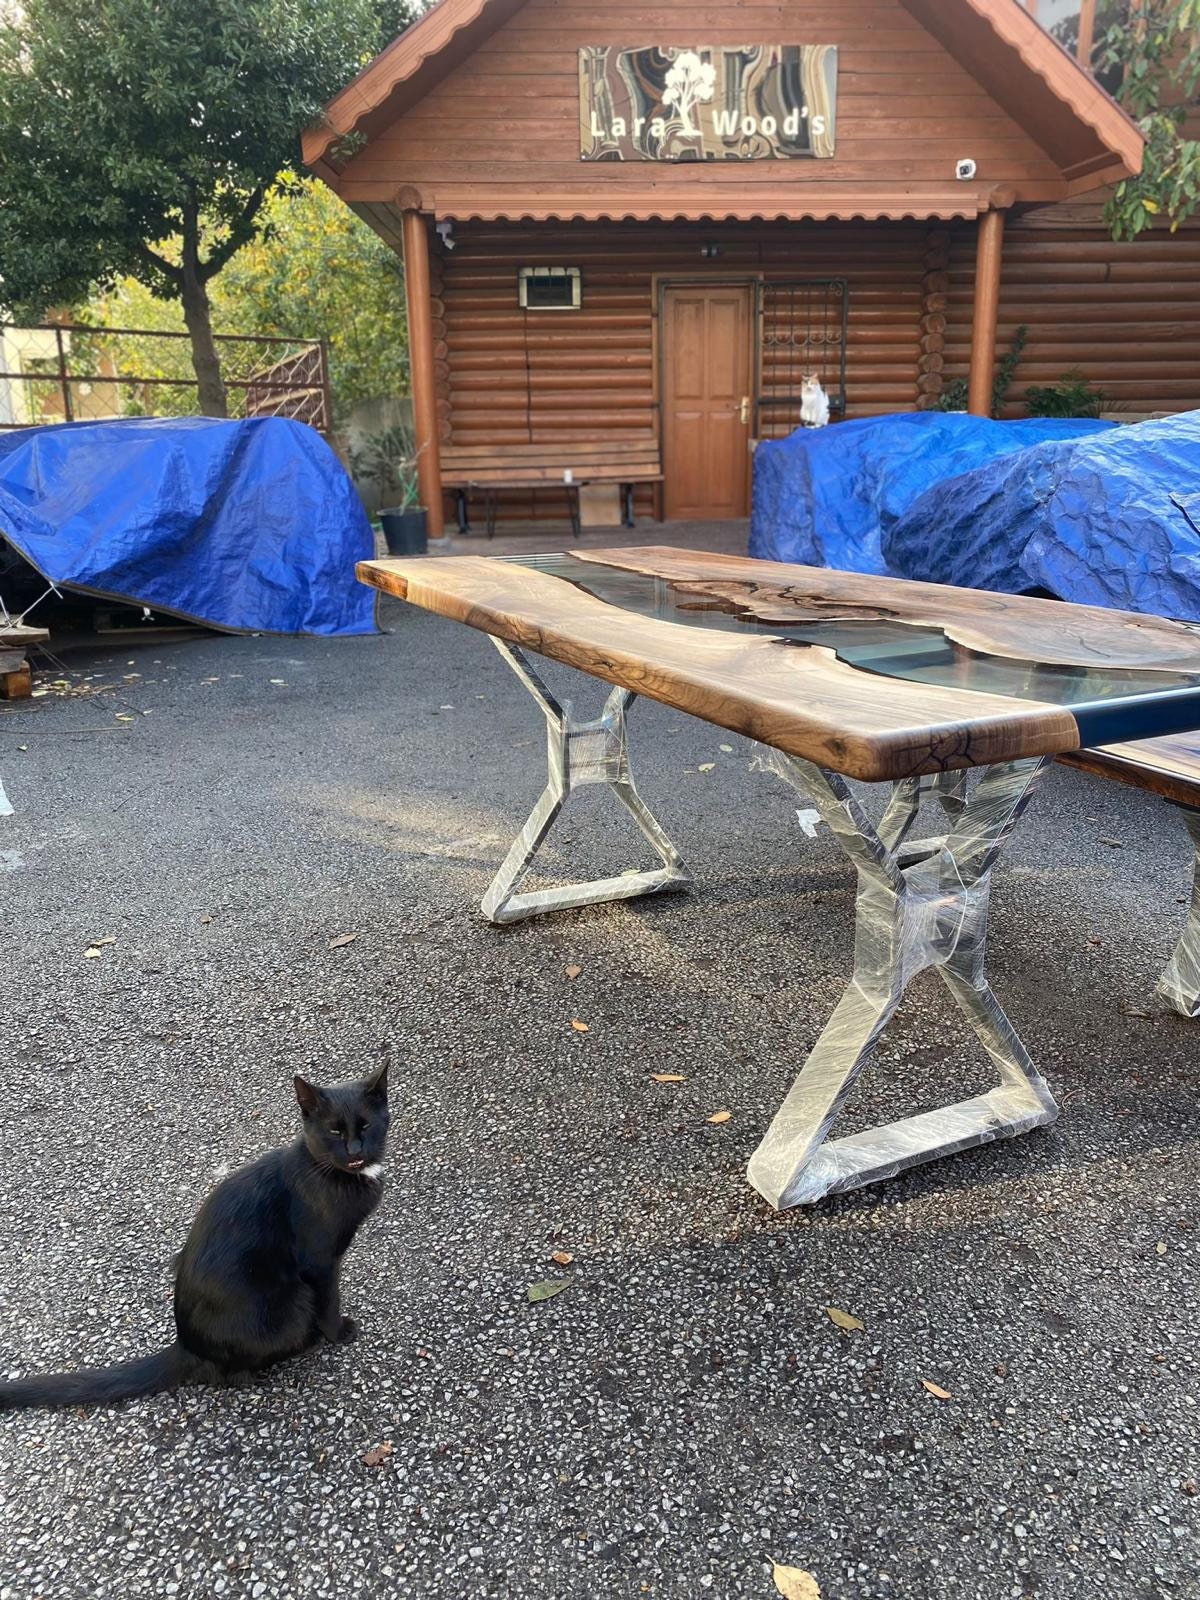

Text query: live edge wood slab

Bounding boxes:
[357,547,1200,784]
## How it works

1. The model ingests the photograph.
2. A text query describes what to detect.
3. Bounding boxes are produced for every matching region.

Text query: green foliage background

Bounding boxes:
[0,0,416,414]
[87,177,409,421]
[1098,0,1200,240]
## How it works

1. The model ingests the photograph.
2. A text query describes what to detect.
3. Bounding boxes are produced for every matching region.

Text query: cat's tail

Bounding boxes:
[0,1341,207,1410]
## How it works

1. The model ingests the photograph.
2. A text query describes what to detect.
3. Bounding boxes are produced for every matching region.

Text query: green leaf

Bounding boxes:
[527,1279,572,1304]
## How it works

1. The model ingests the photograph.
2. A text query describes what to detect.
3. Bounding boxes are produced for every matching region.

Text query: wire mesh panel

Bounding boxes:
[756,279,848,438]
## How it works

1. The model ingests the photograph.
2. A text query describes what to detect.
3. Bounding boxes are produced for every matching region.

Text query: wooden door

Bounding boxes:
[661,285,754,520]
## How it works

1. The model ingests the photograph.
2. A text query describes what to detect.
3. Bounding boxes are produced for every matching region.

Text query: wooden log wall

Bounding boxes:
[336,0,1069,213]
[943,217,1200,418]
[437,218,925,524]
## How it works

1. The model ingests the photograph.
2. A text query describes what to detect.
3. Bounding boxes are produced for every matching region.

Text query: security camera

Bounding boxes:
[955,158,977,181]
[435,219,455,250]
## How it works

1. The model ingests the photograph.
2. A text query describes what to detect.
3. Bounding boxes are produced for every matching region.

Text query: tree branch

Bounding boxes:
[199,184,268,282]
[134,242,182,285]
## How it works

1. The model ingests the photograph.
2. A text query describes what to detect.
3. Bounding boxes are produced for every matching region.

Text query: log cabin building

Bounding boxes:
[304,0,1197,536]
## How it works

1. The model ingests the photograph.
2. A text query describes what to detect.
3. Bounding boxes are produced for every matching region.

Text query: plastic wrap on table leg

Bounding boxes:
[1158,809,1200,1019]
[481,639,689,924]
[747,751,1057,1209]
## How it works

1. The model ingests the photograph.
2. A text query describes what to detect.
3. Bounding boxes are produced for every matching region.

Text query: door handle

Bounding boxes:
[739,395,750,425]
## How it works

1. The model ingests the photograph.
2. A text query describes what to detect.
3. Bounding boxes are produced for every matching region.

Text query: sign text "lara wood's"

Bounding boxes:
[579,45,838,162]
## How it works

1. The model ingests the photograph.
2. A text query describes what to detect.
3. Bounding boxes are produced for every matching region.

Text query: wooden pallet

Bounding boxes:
[0,623,48,700]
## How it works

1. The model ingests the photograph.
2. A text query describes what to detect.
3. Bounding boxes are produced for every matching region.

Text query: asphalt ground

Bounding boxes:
[0,597,1197,1600]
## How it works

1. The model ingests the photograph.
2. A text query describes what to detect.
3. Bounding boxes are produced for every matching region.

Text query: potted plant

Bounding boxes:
[351,424,427,556]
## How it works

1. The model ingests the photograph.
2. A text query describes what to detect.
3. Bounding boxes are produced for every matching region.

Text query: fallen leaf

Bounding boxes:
[269,679,287,686]
[1120,1004,1151,1019]
[707,1109,732,1125]
[115,713,135,723]
[527,1279,571,1303]
[564,964,582,980]
[199,915,213,925]
[83,947,103,959]
[1156,1241,1168,1256]
[551,1251,574,1266]
[719,743,733,752]
[825,1306,864,1333]
[360,1441,393,1467]
[328,933,358,950]
[772,1562,821,1600]
[650,1072,686,1084]
[1182,1479,1197,1496]
[921,1379,953,1400]
[570,1019,589,1033]
[90,935,117,947]
[1097,835,1123,848]
[697,762,715,772]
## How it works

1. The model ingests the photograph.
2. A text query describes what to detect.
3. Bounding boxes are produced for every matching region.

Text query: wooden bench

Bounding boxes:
[440,438,663,538]
[1059,732,1200,1018]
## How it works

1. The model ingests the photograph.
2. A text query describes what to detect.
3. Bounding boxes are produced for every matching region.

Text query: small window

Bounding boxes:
[518,266,581,311]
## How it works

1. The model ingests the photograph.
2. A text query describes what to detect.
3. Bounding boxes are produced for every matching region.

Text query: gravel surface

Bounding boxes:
[1,599,1198,1600]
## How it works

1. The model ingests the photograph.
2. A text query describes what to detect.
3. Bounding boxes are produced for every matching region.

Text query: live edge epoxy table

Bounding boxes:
[357,547,1200,1211]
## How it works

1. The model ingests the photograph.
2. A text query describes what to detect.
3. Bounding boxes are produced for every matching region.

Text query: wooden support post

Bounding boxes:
[968,208,1005,419]
[401,208,444,539]
[1077,0,1096,67]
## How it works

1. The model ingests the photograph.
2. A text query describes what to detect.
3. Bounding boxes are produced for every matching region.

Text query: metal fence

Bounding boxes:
[0,324,332,433]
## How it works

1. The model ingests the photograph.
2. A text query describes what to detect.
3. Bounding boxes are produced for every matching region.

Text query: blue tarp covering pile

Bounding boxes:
[0,416,378,636]
[750,411,1112,575]
[887,411,1200,621]
[750,408,1200,622]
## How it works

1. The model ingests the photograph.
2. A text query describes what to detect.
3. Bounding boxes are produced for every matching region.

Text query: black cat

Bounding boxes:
[0,1066,389,1410]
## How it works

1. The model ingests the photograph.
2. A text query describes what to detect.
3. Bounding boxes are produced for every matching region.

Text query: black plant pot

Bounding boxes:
[380,507,428,557]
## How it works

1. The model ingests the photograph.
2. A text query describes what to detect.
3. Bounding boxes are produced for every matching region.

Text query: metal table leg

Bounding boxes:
[481,640,689,924]
[748,751,1058,1210]
[1159,806,1200,1019]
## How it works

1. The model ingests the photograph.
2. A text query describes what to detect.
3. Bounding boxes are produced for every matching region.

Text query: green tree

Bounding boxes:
[90,176,409,421]
[217,175,409,418]
[0,0,415,415]
[1097,0,1200,240]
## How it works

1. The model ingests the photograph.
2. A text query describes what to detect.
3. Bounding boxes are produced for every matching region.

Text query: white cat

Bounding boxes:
[800,372,830,429]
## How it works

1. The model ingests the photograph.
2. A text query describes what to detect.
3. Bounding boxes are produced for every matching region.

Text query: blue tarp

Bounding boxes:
[749,411,1113,574]
[885,410,1200,621]
[0,416,378,636]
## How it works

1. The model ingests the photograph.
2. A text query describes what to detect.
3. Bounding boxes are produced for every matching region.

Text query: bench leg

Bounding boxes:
[747,751,1058,1209]
[480,639,690,925]
[567,486,581,540]
[622,483,635,528]
[456,490,469,535]
[1158,807,1200,1019]
[485,490,498,540]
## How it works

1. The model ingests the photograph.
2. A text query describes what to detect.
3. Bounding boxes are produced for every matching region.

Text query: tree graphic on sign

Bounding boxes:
[662,50,716,138]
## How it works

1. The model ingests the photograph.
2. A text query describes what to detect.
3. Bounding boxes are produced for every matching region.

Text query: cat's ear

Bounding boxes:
[365,1061,388,1101]
[294,1075,322,1118]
